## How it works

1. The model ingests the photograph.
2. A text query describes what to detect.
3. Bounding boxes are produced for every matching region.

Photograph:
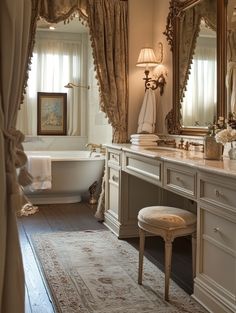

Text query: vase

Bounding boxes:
[228,143,236,160]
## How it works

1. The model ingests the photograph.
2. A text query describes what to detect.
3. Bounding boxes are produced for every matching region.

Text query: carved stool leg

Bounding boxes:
[164,239,173,301]
[138,228,145,285]
[192,232,196,278]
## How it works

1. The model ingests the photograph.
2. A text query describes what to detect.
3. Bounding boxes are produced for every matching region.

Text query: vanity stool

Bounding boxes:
[137,206,197,301]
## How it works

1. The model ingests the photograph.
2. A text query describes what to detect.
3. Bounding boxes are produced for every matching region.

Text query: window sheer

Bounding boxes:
[181,36,217,127]
[17,32,88,136]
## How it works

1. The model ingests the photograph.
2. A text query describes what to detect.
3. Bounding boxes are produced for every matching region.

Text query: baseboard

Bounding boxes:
[27,194,82,204]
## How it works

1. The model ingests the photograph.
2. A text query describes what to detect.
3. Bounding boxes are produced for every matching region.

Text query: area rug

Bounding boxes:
[31,230,207,313]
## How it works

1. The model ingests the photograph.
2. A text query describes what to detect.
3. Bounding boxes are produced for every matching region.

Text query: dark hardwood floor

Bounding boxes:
[18,202,193,313]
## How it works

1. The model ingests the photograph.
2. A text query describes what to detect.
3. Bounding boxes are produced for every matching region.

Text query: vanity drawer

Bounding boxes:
[202,209,236,252]
[107,168,120,216]
[201,238,235,296]
[107,149,121,167]
[199,173,236,212]
[109,167,120,185]
[199,208,236,296]
[123,152,162,186]
[164,162,197,199]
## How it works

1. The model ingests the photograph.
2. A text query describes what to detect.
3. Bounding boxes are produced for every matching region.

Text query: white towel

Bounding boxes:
[137,89,156,134]
[27,155,52,190]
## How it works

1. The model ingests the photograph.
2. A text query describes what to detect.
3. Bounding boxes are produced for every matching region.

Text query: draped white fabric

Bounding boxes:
[181,36,217,127]
[17,32,88,136]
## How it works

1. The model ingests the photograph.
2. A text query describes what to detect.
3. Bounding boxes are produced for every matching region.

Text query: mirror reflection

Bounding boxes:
[227,0,236,115]
[164,0,219,135]
[181,19,217,127]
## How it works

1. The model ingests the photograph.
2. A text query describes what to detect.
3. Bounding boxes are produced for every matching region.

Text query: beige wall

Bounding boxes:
[128,0,172,139]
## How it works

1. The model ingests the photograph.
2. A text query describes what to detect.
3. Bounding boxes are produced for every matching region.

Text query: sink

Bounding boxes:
[144,147,186,157]
[144,147,178,153]
[143,147,204,161]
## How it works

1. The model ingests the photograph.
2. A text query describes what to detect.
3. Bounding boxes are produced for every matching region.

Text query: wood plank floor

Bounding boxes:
[18,202,193,313]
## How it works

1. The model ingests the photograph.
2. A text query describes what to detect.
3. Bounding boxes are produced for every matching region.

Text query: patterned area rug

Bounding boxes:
[31,230,207,313]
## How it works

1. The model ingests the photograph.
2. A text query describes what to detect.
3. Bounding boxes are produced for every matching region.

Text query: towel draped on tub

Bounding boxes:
[27,155,52,191]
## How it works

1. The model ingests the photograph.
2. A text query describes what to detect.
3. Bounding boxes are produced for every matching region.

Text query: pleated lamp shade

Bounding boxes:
[136,48,158,67]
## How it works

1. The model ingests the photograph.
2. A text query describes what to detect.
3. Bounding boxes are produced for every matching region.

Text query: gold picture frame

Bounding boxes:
[37,92,67,135]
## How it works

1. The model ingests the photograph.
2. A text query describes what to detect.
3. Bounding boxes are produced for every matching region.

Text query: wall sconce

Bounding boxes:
[136,43,166,95]
[64,82,90,90]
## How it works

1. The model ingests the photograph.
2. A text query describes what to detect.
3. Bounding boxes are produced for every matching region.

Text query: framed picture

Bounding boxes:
[37,92,67,135]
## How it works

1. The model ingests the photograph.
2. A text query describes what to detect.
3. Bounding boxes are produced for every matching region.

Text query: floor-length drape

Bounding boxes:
[87,0,128,143]
[0,1,38,312]
[39,0,128,144]
[0,2,129,310]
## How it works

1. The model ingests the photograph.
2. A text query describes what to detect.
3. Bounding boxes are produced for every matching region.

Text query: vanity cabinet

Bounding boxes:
[104,148,163,238]
[104,147,122,236]
[104,144,236,313]
[194,170,236,313]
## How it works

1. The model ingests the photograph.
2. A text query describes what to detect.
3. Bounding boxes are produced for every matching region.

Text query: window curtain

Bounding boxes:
[39,0,128,144]
[0,1,128,311]
[182,37,217,126]
[0,0,38,312]
[17,34,86,136]
[86,0,128,143]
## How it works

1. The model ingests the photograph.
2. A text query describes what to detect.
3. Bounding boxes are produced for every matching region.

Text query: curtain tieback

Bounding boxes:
[3,128,30,211]
[3,128,27,169]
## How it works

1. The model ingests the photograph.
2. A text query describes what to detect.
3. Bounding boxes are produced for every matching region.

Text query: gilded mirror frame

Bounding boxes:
[164,0,227,136]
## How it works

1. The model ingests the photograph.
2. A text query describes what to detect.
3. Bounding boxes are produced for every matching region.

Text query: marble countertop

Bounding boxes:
[105,143,236,178]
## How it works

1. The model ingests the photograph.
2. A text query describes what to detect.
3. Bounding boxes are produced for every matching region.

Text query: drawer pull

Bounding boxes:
[213,227,220,233]
[176,176,182,182]
[215,189,223,198]
[111,154,118,161]
[112,175,119,182]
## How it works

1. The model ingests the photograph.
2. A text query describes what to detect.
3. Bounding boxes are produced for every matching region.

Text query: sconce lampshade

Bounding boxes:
[136,48,158,67]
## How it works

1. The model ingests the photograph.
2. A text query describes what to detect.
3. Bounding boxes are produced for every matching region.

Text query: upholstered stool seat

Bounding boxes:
[138,206,197,301]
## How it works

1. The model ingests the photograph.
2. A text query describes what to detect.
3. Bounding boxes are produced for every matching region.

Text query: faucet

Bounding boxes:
[85,143,106,156]
[178,138,190,151]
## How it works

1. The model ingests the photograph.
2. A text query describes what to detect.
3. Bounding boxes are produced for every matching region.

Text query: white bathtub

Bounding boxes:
[24,150,105,204]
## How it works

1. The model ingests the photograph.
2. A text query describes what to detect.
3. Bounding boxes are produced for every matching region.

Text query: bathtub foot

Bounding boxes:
[89,196,98,205]
[88,181,98,205]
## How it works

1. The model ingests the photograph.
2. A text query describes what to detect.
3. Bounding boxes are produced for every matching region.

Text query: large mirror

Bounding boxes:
[227,0,236,116]
[164,0,227,135]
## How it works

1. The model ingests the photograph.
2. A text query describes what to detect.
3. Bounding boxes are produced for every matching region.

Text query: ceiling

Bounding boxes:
[37,17,88,33]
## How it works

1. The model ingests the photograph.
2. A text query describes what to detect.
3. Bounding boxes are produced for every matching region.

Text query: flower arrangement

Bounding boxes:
[215,126,236,145]
[215,113,236,145]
